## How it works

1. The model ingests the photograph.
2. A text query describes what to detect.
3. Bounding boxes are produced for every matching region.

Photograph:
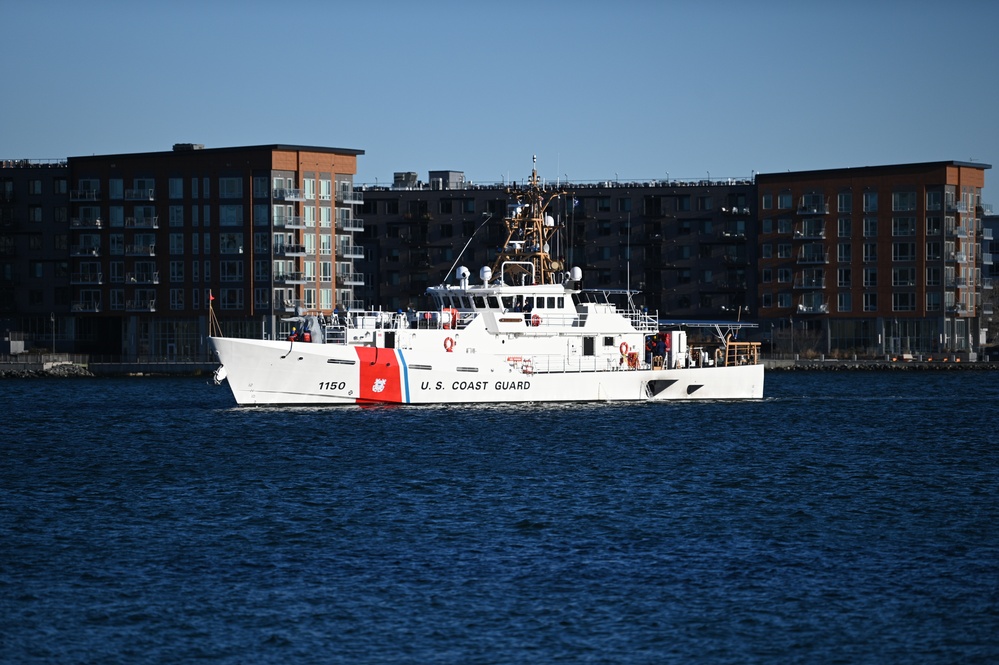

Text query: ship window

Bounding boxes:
[524,297,534,308]
[534,298,545,309]
[603,336,615,346]
[501,296,514,309]
[557,297,564,308]
[473,296,486,308]
[487,296,500,309]
[547,297,556,308]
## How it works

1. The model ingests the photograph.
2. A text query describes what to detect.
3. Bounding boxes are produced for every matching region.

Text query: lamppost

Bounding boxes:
[50,312,55,354]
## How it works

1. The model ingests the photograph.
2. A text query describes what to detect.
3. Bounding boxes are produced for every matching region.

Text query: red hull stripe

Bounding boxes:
[355,347,404,403]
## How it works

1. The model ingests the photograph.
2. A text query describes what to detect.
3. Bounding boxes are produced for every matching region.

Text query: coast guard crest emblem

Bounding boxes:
[372,378,387,393]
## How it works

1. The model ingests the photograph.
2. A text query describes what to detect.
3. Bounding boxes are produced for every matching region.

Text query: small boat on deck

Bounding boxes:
[209,166,763,406]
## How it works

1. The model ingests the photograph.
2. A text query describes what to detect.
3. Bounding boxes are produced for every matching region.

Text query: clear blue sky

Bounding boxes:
[3,0,997,189]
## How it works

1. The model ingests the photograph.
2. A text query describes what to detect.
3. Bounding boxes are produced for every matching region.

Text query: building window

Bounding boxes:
[838,243,851,262]
[926,291,941,311]
[220,204,243,226]
[777,268,791,283]
[29,180,42,195]
[837,192,852,213]
[926,241,941,260]
[838,292,852,312]
[597,198,610,212]
[863,292,878,312]
[698,196,713,211]
[778,192,792,209]
[170,288,184,310]
[892,192,917,212]
[617,198,632,213]
[892,242,916,261]
[169,178,184,199]
[893,267,916,287]
[926,267,941,286]
[778,218,792,234]
[220,178,243,199]
[220,288,243,310]
[863,192,878,212]
[892,293,916,311]
[778,243,791,259]
[169,206,184,227]
[29,206,42,223]
[761,292,773,308]
[777,292,791,308]
[838,217,851,237]
[170,261,184,282]
[762,193,773,210]
[926,191,942,211]
[837,268,851,287]
[761,244,772,259]
[864,268,877,287]
[863,243,877,262]
[926,216,941,236]
[761,268,772,283]
[892,217,916,236]
[762,218,773,234]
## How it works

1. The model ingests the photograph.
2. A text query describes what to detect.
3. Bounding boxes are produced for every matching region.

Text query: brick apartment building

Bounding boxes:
[2,144,363,357]
[756,161,992,358]
[2,148,993,360]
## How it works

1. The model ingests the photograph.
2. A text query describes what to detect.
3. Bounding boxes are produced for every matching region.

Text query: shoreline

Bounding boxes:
[3,360,999,379]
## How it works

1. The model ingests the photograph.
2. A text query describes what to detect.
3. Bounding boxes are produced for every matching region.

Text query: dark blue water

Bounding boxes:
[2,372,998,664]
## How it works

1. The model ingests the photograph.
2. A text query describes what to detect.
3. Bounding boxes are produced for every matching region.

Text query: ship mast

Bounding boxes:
[490,156,566,285]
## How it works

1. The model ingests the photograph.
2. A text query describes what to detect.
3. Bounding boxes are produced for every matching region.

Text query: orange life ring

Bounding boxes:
[620,341,629,356]
[444,336,455,352]
[531,313,541,326]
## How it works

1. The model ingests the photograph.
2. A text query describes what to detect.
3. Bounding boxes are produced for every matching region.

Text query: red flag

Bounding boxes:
[210,292,215,301]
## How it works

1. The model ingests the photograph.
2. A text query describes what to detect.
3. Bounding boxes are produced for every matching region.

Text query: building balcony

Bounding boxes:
[274,188,304,201]
[982,227,993,241]
[70,190,101,201]
[70,217,102,229]
[126,299,156,312]
[947,303,968,315]
[793,277,826,289]
[947,252,968,264]
[273,216,305,229]
[946,225,968,238]
[125,244,156,256]
[793,228,826,240]
[336,271,365,286]
[72,300,101,313]
[982,252,993,266]
[983,278,993,290]
[274,271,306,284]
[797,301,829,314]
[70,272,103,285]
[796,250,829,264]
[337,186,364,205]
[797,203,829,215]
[71,245,100,257]
[984,304,994,316]
[274,243,306,257]
[125,271,159,285]
[125,216,159,229]
[337,240,364,259]
[125,189,155,201]
[336,215,364,233]
[978,203,993,215]
[947,202,969,213]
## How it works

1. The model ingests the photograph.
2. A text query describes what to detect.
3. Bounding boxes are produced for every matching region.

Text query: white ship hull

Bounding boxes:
[210,336,763,406]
